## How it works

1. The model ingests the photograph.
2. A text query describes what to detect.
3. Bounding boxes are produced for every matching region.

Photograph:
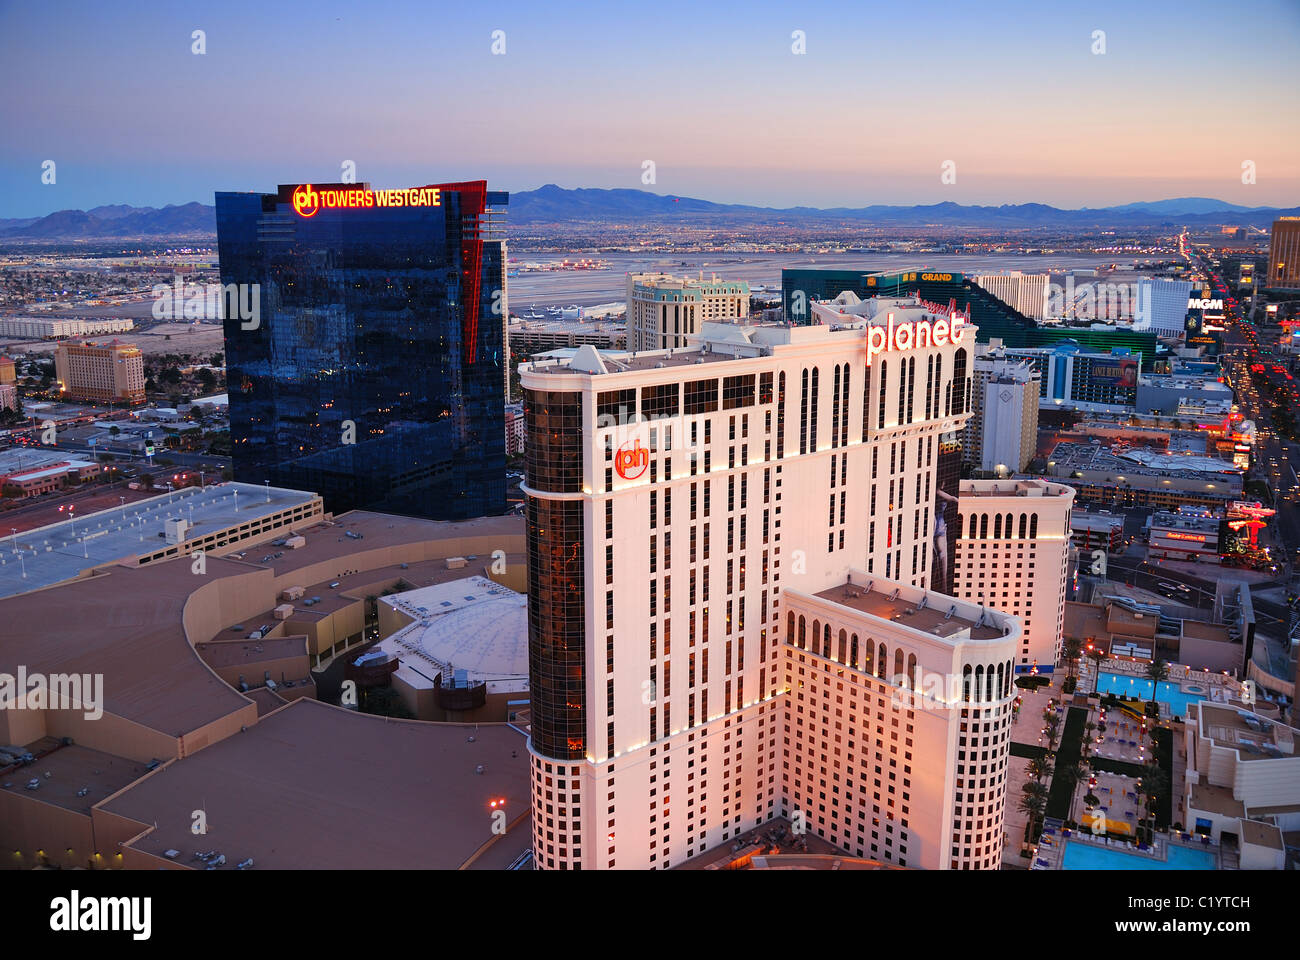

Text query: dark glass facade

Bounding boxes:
[215,181,508,520]
[524,388,587,759]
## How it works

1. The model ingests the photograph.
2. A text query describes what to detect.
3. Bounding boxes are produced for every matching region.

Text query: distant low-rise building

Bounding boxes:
[1147,506,1223,563]
[54,340,145,405]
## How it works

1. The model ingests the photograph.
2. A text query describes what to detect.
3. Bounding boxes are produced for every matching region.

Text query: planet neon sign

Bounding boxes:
[291,184,442,218]
[866,313,969,366]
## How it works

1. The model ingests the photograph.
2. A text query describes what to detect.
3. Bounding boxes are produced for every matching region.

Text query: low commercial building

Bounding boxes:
[376,575,528,722]
[0,317,134,339]
[507,318,627,355]
[1136,374,1233,416]
[1147,506,1223,563]
[1070,509,1125,553]
[1045,441,1243,510]
[1183,701,1299,860]
[0,508,530,869]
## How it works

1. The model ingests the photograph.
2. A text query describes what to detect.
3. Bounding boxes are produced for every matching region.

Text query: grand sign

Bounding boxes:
[866,312,969,366]
[290,184,442,218]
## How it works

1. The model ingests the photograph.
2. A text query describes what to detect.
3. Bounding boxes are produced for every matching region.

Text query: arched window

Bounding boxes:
[962,664,973,702]
[1029,513,1038,539]
[979,514,988,539]
[851,633,859,670]
[812,619,820,655]
[787,610,795,644]
[933,354,943,418]
[1005,513,1013,539]
[799,368,809,455]
[996,662,1005,699]
[952,347,968,415]
[861,638,874,675]
[798,615,806,650]
[878,360,888,429]
[908,653,919,690]
[968,513,978,539]
[985,664,995,703]
[894,647,905,684]
[1018,513,1027,539]
[993,514,1002,539]
[823,621,831,659]
[838,628,848,664]
[810,366,820,451]
[925,355,934,420]
[877,643,888,679]
[973,664,984,703]
[832,364,841,449]
[778,371,786,457]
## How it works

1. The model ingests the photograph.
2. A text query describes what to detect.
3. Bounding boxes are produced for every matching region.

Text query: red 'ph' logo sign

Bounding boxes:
[615,440,649,480]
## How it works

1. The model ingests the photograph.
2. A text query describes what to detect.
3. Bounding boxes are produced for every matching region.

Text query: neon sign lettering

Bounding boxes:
[291,184,441,218]
[866,313,968,366]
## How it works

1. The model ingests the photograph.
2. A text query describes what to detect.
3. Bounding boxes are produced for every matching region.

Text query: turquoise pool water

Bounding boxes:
[1062,840,1214,870]
[1095,671,1205,717]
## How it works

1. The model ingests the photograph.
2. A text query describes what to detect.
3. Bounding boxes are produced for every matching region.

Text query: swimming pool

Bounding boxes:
[1095,672,1205,717]
[1062,840,1215,870]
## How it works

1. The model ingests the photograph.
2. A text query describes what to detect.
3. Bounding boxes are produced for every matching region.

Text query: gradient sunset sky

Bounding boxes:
[1,0,1297,217]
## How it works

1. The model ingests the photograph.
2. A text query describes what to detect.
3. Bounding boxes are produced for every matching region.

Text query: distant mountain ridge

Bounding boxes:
[1,189,1295,239]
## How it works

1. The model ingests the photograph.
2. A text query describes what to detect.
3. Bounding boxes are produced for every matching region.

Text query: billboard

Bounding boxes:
[1091,357,1138,387]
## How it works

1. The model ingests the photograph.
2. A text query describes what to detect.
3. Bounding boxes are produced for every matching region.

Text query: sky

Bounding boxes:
[1,0,1298,218]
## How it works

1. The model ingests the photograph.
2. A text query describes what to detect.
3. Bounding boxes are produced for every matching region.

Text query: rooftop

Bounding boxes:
[0,482,321,600]
[812,576,1011,643]
[1196,703,1297,761]
[379,575,528,690]
[959,478,1073,498]
[96,698,530,870]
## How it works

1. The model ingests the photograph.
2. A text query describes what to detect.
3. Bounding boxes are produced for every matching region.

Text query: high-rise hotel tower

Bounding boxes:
[521,294,1022,870]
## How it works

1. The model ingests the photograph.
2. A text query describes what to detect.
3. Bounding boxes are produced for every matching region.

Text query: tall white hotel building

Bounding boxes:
[521,294,1022,871]
[953,479,1075,674]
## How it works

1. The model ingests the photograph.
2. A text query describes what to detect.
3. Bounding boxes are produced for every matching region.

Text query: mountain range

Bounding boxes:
[1,188,1295,239]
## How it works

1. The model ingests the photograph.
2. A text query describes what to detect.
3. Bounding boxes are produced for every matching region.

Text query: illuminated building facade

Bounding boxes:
[954,479,1074,674]
[521,295,1020,870]
[216,181,509,520]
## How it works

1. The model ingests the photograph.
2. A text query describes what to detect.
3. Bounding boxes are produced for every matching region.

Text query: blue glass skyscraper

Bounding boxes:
[216,181,508,520]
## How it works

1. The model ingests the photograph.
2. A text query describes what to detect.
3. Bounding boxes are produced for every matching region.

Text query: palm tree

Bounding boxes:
[1057,763,1089,822]
[1019,792,1047,844]
[1062,636,1083,679]
[1027,754,1055,783]
[1044,714,1062,750]
[1145,659,1170,716]
[1136,762,1169,844]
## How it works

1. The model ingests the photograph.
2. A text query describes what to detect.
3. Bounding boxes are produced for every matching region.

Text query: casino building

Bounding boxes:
[521,294,1022,870]
[216,181,509,521]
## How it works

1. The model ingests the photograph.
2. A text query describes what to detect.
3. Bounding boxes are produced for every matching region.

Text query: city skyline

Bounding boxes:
[2,0,1298,217]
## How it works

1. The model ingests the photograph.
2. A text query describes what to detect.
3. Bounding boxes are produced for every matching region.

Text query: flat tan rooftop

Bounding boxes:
[1240,819,1283,850]
[814,582,1007,642]
[1198,703,1296,761]
[98,698,530,870]
[1,739,148,815]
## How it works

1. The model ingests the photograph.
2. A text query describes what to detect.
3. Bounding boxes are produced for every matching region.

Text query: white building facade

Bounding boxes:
[953,479,1074,674]
[520,296,1020,870]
